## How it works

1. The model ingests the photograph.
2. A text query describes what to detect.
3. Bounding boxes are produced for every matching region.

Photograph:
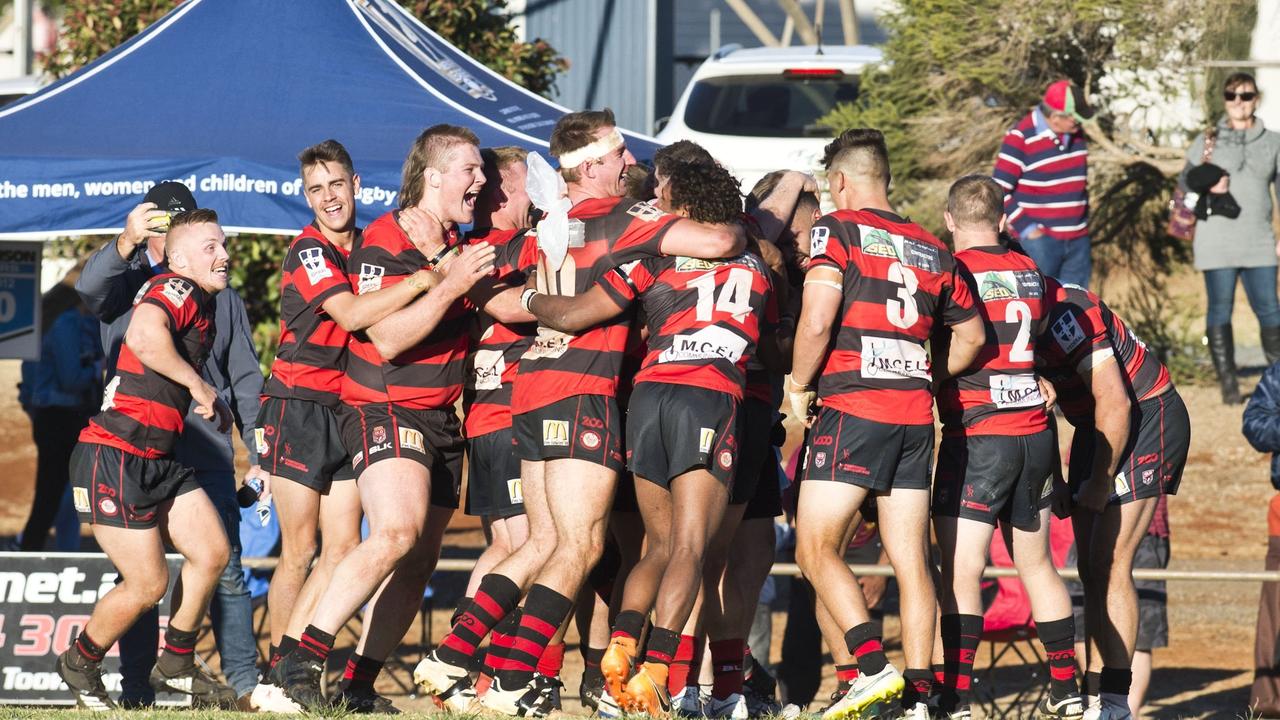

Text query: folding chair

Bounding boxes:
[971,516,1074,718]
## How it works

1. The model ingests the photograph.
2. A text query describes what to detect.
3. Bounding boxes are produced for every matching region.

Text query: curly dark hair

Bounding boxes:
[663,158,743,225]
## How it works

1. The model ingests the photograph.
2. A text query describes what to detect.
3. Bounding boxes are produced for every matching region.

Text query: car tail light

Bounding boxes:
[783,68,844,78]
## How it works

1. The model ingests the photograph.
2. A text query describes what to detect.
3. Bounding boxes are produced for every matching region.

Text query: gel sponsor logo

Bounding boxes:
[858,227,898,258]
[978,271,1018,301]
[542,420,569,447]
[674,256,721,273]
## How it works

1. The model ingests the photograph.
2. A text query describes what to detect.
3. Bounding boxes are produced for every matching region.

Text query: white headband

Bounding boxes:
[557,128,625,170]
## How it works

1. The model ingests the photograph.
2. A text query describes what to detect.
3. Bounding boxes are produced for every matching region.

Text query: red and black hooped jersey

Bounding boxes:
[1037,279,1172,423]
[936,245,1049,435]
[341,211,473,411]
[463,227,539,438]
[263,223,356,407]
[80,274,215,458]
[809,208,977,425]
[600,252,774,398]
[511,196,680,414]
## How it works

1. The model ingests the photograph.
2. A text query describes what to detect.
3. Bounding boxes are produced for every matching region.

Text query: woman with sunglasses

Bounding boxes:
[1181,72,1280,404]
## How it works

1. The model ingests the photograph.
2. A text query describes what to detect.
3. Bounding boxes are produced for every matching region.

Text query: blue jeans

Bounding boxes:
[1203,266,1280,329]
[118,471,259,702]
[1020,234,1092,289]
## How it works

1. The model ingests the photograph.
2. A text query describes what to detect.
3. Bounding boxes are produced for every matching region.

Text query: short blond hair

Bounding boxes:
[399,124,480,209]
[947,175,1004,230]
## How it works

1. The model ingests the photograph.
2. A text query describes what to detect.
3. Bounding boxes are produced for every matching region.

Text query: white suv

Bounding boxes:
[657,44,883,194]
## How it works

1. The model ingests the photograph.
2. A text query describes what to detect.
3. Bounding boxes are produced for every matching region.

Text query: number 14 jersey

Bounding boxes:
[809,208,976,425]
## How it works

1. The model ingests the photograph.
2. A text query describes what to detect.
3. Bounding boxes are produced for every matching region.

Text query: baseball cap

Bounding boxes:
[143,181,198,213]
[1043,80,1094,123]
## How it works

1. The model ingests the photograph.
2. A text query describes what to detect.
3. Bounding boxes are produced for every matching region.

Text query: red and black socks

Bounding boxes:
[156,624,199,675]
[537,641,567,678]
[299,625,336,666]
[844,622,888,677]
[270,635,299,670]
[709,638,745,699]
[439,574,522,665]
[73,629,107,666]
[612,610,646,643]
[835,663,859,694]
[343,653,385,694]
[668,634,698,695]
[1037,617,1080,699]
[940,613,983,708]
[495,585,573,688]
[902,668,934,708]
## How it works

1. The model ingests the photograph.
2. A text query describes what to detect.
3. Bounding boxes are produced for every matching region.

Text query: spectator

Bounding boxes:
[1243,358,1280,714]
[75,183,266,709]
[1180,72,1280,405]
[993,80,1094,287]
[15,275,103,551]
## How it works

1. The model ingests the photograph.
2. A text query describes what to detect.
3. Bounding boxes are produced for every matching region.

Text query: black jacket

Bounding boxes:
[1244,360,1280,490]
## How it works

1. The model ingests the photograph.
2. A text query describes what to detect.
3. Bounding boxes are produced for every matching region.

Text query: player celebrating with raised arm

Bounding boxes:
[930,177,1084,719]
[278,124,527,711]
[58,209,236,710]
[1037,279,1191,720]
[252,139,442,713]
[789,129,985,719]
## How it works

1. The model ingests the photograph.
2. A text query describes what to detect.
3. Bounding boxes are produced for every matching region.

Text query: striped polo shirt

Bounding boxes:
[992,107,1089,241]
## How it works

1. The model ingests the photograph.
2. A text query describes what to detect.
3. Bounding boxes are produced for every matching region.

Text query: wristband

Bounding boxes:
[426,242,461,271]
[521,288,539,313]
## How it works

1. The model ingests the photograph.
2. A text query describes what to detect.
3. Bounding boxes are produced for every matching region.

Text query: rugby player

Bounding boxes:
[524,151,775,717]
[418,109,745,718]
[278,124,526,709]
[252,140,442,713]
[1037,279,1191,720]
[789,129,985,718]
[931,176,1083,719]
[58,209,236,710]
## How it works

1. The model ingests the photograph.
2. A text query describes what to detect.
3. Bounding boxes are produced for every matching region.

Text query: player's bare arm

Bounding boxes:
[938,314,985,382]
[125,302,231,431]
[659,218,747,259]
[321,268,440,332]
[1079,355,1132,513]
[750,171,818,244]
[366,242,495,359]
[467,277,535,324]
[789,265,843,422]
[525,281,627,334]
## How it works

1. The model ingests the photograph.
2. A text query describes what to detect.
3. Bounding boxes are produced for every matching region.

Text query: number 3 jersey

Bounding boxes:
[935,244,1048,435]
[809,208,976,425]
[599,252,774,398]
[80,274,216,458]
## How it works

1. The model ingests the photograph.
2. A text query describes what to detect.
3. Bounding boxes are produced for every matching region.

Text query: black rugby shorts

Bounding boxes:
[70,442,200,530]
[626,382,740,489]
[1068,390,1190,506]
[256,396,355,492]
[466,426,525,519]
[512,394,625,472]
[800,406,932,491]
[339,403,462,509]
[931,429,1054,530]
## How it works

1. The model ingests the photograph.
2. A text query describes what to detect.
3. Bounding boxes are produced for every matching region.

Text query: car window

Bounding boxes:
[683,74,860,138]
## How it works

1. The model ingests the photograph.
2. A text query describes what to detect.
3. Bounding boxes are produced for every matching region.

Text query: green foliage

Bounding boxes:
[226,234,287,374]
[39,0,175,78]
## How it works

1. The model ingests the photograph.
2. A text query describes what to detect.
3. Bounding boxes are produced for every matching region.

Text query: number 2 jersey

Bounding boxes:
[936,244,1048,435]
[599,252,774,399]
[808,208,976,425]
[1037,279,1172,424]
[80,274,216,458]
[511,197,681,414]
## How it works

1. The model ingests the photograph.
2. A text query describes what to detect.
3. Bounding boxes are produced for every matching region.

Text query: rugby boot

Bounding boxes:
[57,648,116,711]
[333,683,402,714]
[703,692,749,719]
[1036,689,1085,719]
[946,706,974,720]
[249,681,303,713]
[601,635,639,704]
[414,647,476,710]
[481,674,558,717]
[580,670,606,712]
[276,649,331,711]
[821,664,904,720]
[534,673,564,711]
[743,658,782,716]
[596,686,624,718]
[900,701,931,719]
[1207,325,1241,404]
[671,686,704,718]
[623,663,673,717]
[1082,697,1131,720]
[149,659,237,707]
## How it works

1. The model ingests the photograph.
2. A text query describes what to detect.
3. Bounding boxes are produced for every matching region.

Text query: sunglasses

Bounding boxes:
[1225,91,1258,102]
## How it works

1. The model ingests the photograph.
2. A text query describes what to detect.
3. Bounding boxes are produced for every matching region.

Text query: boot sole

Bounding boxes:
[820,677,905,720]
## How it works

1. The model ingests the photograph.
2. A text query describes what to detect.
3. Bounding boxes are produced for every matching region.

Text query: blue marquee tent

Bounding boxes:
[0,0,661,238]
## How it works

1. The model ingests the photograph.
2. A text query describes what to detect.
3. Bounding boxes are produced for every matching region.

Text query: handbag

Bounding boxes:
[1167,127,1218,241]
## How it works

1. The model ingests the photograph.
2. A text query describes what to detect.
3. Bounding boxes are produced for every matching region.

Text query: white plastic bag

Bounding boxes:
[525,152,573,270]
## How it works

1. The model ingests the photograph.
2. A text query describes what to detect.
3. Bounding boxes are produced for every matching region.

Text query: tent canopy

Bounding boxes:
[0,0,660,237]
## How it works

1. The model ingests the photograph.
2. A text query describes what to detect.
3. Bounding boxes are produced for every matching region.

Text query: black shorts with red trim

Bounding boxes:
[512,394,625,472]
[626,382,739,489]
[800,407,933,491]
[931,429,1054,530]
[466,426,525,519]
[256,396,356,492]
[69,442,200,529]
[736,398,783,519]
[1067,389,1190,506]
[339,403,463,509]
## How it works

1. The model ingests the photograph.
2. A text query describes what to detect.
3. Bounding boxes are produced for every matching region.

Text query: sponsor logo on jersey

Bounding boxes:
[255,428,270,456]
[978,271,1018,301]
[358,263,385,294]
[859,227,899,258]
[372,426,387,444]
[471,349,506,391]
[989,373,1043,409]
[298,246,333,285]
[1014,270,1044,296]
[543,419,569,447]
[1051,312,1086,353]
[658,325,749,364]
[399,427,425,453]
[1114,470,1130,495]
[507,478,524,504]
[73,487,90,512]
[674,256,722,273]
[98,497,118,516]
[161,278,193,308]
[901,238,942,273]
[860,335,931,380]
[699,427,716,454]
[814,451,827,468]
[524,327,571,360]
[809,226,831,257]
[580,430,601,450]
[626,200,667,222]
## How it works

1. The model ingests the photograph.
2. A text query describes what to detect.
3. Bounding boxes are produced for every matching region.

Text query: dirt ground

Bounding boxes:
[0,273,1276,719]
